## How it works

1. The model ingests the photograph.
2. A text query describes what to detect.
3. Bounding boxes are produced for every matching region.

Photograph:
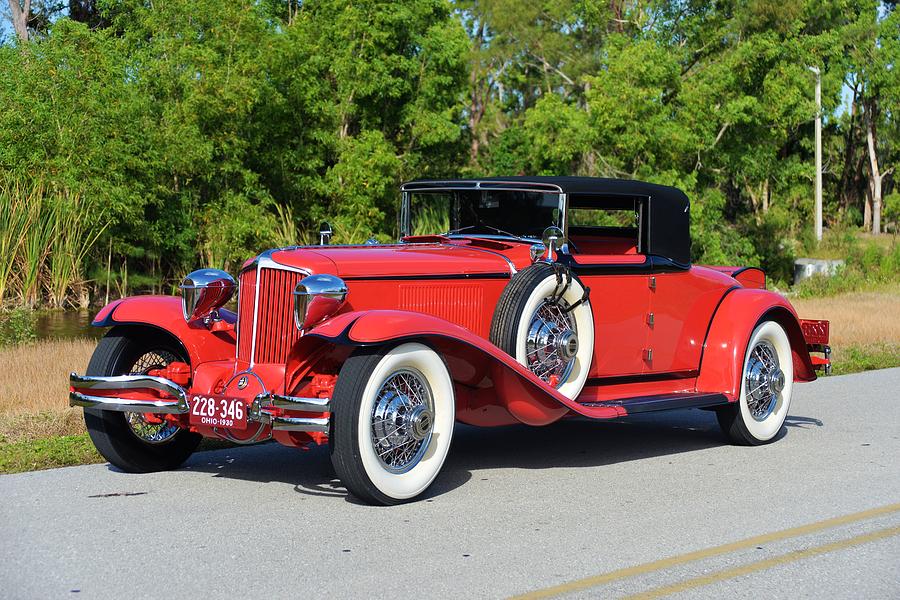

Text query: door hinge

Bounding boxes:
[649,276,656,290]
[643,348,653,361]
[647,312,655,326]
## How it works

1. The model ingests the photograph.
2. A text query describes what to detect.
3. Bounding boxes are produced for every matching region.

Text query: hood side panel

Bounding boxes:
[271,244,515,278]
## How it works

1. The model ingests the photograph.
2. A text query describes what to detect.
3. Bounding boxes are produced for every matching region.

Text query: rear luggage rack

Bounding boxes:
[800,319,831,375]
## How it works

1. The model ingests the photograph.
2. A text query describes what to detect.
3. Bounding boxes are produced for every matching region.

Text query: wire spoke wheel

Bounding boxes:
[744,340,785,421]
[717,320,794,446]
[525,298,579,387]
[371,368,435,473]
[83,328,201,473]
[490,263,594,400]
[123,349,180,445]
[331,342,455,505]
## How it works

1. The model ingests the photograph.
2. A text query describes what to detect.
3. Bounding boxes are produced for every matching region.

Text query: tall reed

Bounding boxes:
[19,184,56,308]
[0,178,31,305]
[47,190,107,308]
[0,174,106,309]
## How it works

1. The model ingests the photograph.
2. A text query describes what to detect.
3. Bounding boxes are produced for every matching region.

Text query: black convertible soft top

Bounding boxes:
[402,176,691,267]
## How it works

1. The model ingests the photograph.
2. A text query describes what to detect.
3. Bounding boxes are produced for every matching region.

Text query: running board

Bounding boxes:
[580,392,730,416]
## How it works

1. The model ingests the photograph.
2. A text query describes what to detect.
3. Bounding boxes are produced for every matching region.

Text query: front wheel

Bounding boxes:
[330,342,455,505]
[717,320,794,445]
[83,327,201,472]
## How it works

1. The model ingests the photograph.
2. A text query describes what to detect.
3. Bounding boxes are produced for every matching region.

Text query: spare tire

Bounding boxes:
[489,263,594,399]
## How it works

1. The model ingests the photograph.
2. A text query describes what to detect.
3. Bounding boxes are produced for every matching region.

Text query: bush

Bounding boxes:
[883,193,900,233]
[0,309,37,347]
[794,236,900,298]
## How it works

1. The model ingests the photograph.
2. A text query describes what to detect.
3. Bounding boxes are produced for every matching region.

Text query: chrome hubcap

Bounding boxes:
[745,341,784,421]
[371,368,434,473]
[525,299,578,386]
[124,350,181,444]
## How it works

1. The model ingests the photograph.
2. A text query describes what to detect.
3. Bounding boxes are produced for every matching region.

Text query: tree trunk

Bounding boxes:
[467,22,488,166]
[864,189,872,230]
[8,0,31,41]
[838,88,859,211]
[865,104,883,235]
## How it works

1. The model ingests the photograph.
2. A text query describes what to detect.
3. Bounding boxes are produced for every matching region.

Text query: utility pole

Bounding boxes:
[808,65,823,243]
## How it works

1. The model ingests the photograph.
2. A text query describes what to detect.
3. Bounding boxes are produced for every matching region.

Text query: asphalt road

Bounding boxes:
[1,368,899,599]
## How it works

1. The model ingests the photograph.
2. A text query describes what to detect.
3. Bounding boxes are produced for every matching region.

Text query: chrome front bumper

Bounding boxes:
[69,373,330,433]
[69,373,190,414]
[249,393,330,433]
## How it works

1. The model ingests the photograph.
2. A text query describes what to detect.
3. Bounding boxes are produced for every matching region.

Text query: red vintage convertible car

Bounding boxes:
[70,177,831,504]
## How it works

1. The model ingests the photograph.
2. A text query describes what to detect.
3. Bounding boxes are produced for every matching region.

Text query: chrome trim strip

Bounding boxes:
[400,191,410,238]
[239,247,312,276]
[270,416,329,433]
[234,275,242,361]
[401,181,565,193]
[254,392,330,413]
[457,244,518,275]
[69,391,190,414]
[559,193,568,241]
[249,262,261,368]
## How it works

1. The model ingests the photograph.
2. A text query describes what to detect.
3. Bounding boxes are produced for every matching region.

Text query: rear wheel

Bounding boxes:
[717,320,794,445]
[330,343,455,505]
[83,327,201,472]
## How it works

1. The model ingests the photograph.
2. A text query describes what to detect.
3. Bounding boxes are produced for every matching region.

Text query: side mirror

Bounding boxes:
[540,226,566,262]
[319,222,333,245]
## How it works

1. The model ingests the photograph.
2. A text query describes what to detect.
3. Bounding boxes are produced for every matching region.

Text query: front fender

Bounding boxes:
[696,289,816,399]
[93,296,236,367]
[304,310,619,425]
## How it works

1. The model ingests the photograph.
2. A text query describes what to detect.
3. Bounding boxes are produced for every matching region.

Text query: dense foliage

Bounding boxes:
[0,0,897,307]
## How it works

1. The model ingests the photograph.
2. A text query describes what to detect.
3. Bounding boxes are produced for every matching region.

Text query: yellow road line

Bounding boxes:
[510,502,900,600]
[624,524,900,600]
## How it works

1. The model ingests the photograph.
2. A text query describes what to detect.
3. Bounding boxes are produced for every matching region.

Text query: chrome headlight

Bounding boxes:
[179,269,237,322]
[530,243,547,262]
[293,274,348,331]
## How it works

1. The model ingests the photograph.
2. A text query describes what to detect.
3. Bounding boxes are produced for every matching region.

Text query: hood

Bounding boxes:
[269,243,518,279]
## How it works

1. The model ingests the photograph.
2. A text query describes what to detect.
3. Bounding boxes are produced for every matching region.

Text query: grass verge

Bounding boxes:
[0,432,102,474]
[0,432,237,475]
[831,344,900,375]
[0,339,237,473]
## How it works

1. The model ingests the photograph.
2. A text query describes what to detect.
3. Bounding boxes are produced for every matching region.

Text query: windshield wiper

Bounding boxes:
[445,224,525,240]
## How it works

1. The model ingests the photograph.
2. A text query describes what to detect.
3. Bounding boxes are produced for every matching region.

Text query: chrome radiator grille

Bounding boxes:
[237,266,305,365]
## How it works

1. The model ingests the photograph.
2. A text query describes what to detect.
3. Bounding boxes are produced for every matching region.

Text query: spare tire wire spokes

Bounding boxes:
[525,298,578,386]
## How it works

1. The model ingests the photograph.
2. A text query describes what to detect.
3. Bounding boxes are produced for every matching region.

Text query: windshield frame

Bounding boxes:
[399,185,568,241]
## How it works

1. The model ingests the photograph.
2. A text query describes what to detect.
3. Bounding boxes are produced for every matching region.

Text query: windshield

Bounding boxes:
[405,190,562,240]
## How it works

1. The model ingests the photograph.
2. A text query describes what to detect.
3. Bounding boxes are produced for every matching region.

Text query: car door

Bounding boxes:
[644,267,734,374]
[566,257,652,378]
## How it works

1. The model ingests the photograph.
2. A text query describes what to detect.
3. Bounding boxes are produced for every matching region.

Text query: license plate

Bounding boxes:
[189,394,248,430]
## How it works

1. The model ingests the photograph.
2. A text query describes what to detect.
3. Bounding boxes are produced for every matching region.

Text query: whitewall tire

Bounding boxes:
[718,320,794,445]
[331,342,455,505]
[490,263,594,399]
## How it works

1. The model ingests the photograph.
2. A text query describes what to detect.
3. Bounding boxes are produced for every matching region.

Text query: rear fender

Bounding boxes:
[696,289,816,399]
[93,296,237,367]
[303,310,617,425]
